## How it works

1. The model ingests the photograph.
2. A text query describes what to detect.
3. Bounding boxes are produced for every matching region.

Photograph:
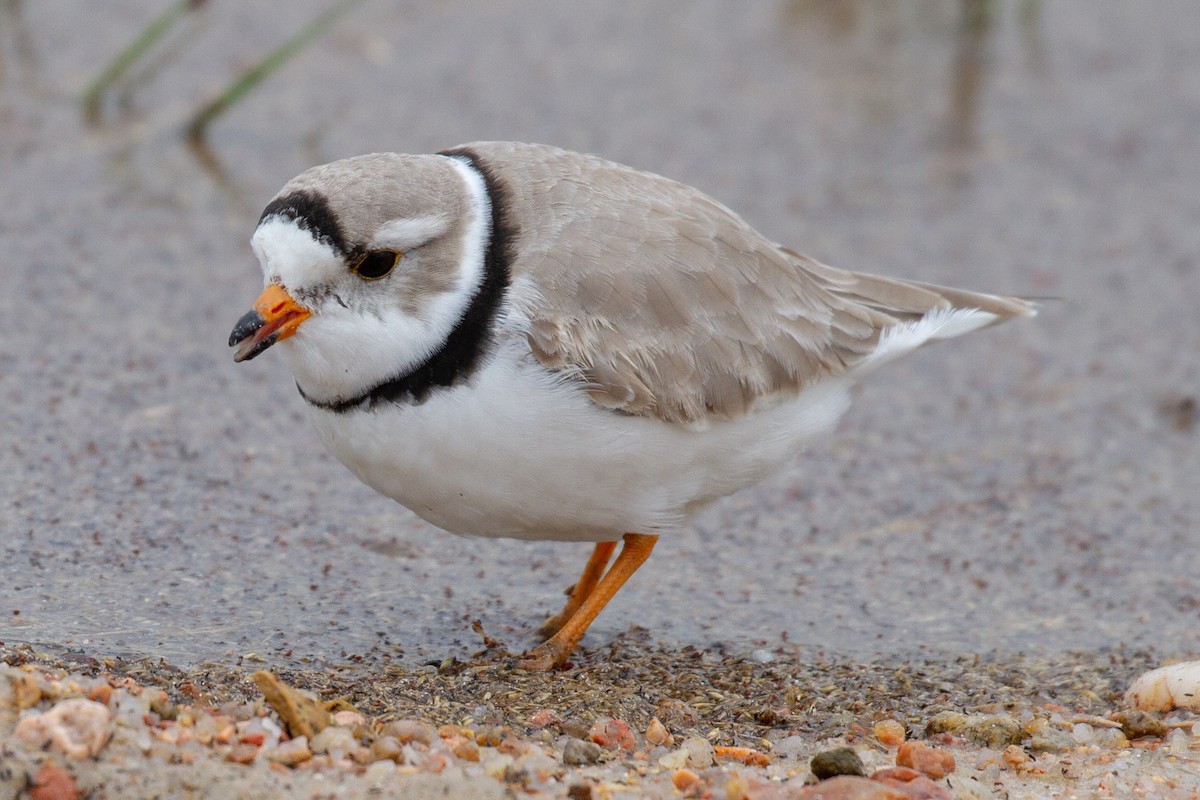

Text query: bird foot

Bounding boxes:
[517,641,568,672]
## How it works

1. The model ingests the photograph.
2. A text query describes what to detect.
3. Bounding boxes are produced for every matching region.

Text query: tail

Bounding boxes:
[793,251,1037,373]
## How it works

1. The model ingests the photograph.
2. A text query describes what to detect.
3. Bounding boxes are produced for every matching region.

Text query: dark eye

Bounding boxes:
[352,250,401,280]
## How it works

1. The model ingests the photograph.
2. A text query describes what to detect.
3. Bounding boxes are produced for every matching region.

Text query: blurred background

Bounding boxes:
[1,0,1197,667]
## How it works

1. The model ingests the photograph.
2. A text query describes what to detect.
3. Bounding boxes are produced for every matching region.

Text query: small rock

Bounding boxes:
[1113,710,1167,740]
[961,716,1022,749]
[1029,725,1075,753]
[672,768,700,791]
[1125,661,1200,712]
[645,716,673,747]
[588,717,635,751]
[874,719,906,747]
[482,754,514,780]
[561,717,591,740]
[792,774,913,799]
[517,752,560,782]
[566,784,593,800]
[810,746,866,779]
[13,673,43,710]
[1001,745,1030,769]
[28,765,78,800]
[678,735,716,768]
[453,739,481,762]
[225,742,258,764]
[310,724,356,756]
[86,683,113,706]
[332,710,366,727]
[266,736,313,766]
[475,724,505,747]
[15,698,112,759]
[771,734,808,759]
[528,708,561,727]
[382,719,436,744]
[563,737,602,765]
[871,767,954,799]
[1091,728,1128,749]
[364,759,396,783]
[896,741,955,779]
[370,735,402,763]
[924,711,968,737]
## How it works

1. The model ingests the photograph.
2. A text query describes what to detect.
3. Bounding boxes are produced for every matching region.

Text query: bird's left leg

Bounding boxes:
[520,533,657,671]
[537,540,617,639]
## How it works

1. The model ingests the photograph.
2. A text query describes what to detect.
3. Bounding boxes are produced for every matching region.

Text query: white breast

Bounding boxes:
[304,337,853,543]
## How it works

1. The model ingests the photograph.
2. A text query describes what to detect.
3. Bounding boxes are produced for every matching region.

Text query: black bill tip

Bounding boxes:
[230,308,274,362]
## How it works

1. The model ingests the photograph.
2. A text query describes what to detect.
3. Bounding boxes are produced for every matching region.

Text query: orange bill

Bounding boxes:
[229,284,312,363]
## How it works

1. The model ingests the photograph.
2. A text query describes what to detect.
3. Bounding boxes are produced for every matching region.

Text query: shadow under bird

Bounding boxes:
[228,141,1034,670]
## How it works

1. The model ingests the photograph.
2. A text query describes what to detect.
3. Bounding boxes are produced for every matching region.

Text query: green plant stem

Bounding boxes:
[82,0,197,117]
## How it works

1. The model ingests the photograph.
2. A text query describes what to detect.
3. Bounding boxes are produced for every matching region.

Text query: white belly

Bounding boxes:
[306,341,852,542]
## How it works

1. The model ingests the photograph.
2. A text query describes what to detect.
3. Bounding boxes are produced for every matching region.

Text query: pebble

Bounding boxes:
[671,768,700,791]
[1091,728,1128,750]
[924,711,968,737]
[28,765,79,800]
[1166,727,1190,756]
[266,735,313,766]
[870,767,954,799]
[14,698,113,759]
[588,717,635,751]
[1002,745,1030,769]
[310,724,356,757]
[810,746,866,779]
[645,716,673,747]
[453,739,481,762]
[961,716,1023,749]
[1113,710,1167,740]
[382,719,437,744]
[225,742,258,764]
[332,710,366,727]
[482,754,514,780]
[874,719,906,747]
[895,741,955,779]
[677,735,716,768]
[475,724,505,747]
[528,708,562,727]
[561,717,592,740]
[563,737,603,765]
[370,735,403,763]
[1125,661,1200,712]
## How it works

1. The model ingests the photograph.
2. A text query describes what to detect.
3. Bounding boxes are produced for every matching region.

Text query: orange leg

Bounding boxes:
[520,533,658,671]
[538,540,617,639]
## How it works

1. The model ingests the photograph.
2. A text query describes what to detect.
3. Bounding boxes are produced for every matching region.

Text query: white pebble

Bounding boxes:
[14,698,112,759]
[1071,723,1094,744]
[1167,727,1190,756]
[310,725,356,758]
[1125,662,1200,712]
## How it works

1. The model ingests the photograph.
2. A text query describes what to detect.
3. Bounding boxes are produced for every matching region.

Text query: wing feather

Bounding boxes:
[467,143,1034,424]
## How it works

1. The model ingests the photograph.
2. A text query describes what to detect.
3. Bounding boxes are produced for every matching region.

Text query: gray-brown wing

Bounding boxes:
[470,142,1031,424]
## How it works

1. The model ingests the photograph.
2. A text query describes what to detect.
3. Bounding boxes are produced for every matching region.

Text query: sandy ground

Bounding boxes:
[4,638,1200,799]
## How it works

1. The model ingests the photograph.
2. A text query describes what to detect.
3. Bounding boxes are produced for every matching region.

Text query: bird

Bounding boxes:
[228,141,1034,671]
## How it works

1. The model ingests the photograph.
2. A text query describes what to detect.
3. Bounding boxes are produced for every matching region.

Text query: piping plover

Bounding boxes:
[229,142,1034,670]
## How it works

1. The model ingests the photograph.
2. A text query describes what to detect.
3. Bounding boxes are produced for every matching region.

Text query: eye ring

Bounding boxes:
[352,250,402,280]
